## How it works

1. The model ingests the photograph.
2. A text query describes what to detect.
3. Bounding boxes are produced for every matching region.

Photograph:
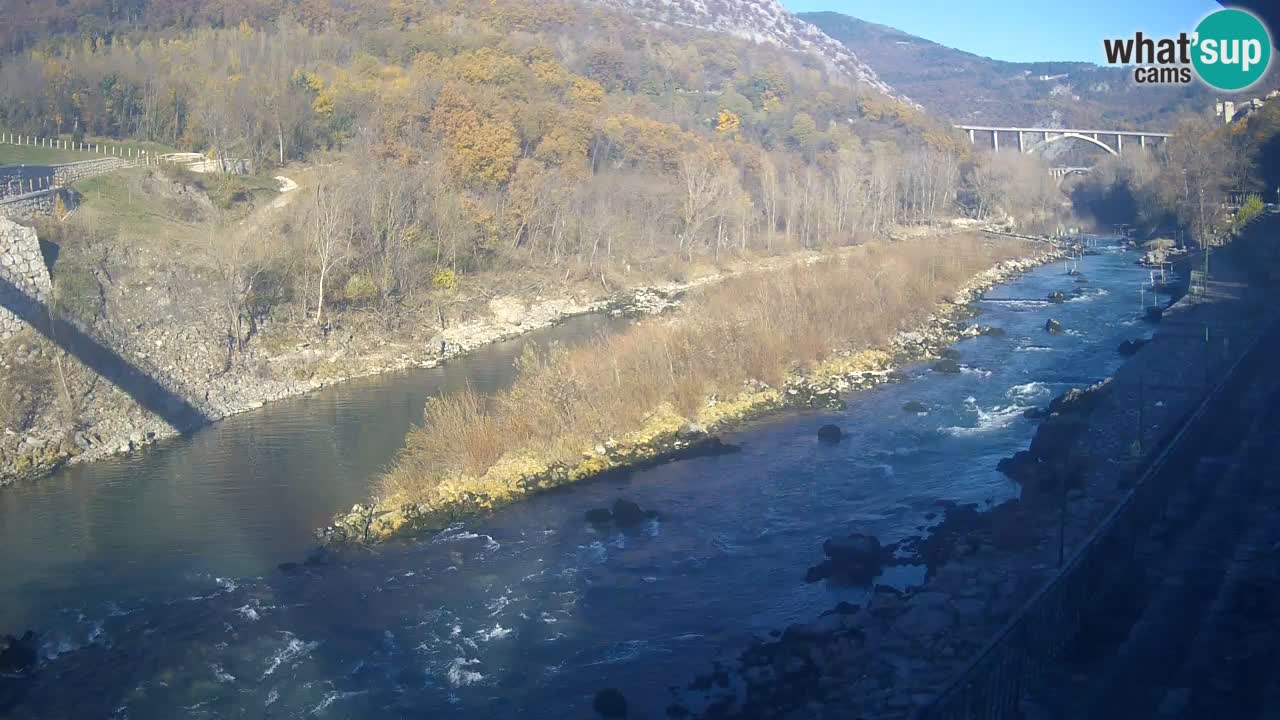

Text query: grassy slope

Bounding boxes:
[72,169,196,239]
[0,134,180,167]
[0,144,85,165]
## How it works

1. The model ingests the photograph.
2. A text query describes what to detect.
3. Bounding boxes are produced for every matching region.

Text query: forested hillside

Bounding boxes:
[0,0,1051,321]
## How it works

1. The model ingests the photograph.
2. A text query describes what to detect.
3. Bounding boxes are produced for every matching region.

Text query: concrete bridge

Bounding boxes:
[956,125,1172,156]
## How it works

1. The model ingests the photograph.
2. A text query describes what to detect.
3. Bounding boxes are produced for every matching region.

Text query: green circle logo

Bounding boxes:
[1193,9,1272,91]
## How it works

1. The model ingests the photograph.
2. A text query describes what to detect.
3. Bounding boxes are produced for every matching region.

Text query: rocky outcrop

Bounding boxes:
[997,379,1112,499]
[486,296,528,326]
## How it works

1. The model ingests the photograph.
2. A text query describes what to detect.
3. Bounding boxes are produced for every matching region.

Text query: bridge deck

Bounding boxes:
[954,125,1172,137]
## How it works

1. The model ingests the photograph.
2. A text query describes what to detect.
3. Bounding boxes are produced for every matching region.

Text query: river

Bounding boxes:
[0,243,1160,719]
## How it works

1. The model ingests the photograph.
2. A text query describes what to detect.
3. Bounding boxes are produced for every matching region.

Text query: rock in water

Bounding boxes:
[1044,318,1064,335]
[0,632,37,674]
[593,688,628,718]
[1047,291,1067,304]
[816,424,843,443]
[902,400,928,413]
[809,533,885,585]
[931,358,962,373]
[939,348,962,360]
[979,325,1007,337]
[584,508,613,525]
[610,499,646,526]
[1144,306,1164,323]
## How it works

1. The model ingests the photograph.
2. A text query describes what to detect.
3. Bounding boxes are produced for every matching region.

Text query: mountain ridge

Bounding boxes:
[800,10,1229,130]
[585,0,910,102]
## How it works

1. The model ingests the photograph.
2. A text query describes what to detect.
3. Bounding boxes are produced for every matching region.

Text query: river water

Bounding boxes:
[0,245,1158,719]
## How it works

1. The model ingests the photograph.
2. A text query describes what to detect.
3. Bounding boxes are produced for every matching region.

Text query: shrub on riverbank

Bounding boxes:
[382,233,1032,507]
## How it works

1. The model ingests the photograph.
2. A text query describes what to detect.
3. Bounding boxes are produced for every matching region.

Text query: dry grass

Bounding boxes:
[383,232,1032,503]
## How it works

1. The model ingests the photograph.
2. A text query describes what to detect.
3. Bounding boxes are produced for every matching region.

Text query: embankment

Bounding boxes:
[0,239,931,486]
[321,233,1062,544]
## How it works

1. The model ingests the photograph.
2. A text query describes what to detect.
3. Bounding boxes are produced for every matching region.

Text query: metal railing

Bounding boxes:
[916,312,1277,720]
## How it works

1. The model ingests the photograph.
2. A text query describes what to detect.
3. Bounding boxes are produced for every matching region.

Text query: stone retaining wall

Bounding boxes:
[0,188,73,221]
[0,216,52,340]
[53,157,130,184]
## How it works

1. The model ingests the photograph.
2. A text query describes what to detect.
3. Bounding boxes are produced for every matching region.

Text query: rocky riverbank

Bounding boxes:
[319,244,1066,545]
[0,246,861,487]
[661,242,1274,720]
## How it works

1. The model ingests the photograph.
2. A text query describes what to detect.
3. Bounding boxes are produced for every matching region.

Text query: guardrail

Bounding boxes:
[0,131,149,160]
[915,312,1278,720]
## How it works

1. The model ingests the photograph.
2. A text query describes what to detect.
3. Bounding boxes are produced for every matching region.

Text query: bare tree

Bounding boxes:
[200,215,275,365]
[676,147,736,256]
[307,171,354,327]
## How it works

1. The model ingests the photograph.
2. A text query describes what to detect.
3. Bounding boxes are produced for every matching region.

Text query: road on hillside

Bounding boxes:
[0,164,56,197]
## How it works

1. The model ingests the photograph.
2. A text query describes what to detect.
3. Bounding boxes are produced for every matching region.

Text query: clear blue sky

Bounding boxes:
[784,0,1223,64]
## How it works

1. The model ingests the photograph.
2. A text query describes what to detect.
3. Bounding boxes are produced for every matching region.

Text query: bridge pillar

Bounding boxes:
[993,130,999,151]
[1140,135,1146,148]
[968,128,974,143]
[1017,131,1024,152]
[1117,134,1123,155]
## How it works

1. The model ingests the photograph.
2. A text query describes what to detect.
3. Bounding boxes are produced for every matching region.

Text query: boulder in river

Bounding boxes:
[1047,291,1067,304]
[939,348,962,360]
[0,632,37,674]
[978,325,1007,337]
[1022,406,1050,420]
[805,533,886,585]
[816,424,843,443]
[1044,318,1064,335]
[931,358,962,374]
[1144,306,1164,323]
[902,400,928,413]
[593,688,628,718]
[611,499,646,526]
[586,499,657,527]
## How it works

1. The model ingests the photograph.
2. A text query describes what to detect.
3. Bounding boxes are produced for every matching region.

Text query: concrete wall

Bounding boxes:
[0,216,52,340]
